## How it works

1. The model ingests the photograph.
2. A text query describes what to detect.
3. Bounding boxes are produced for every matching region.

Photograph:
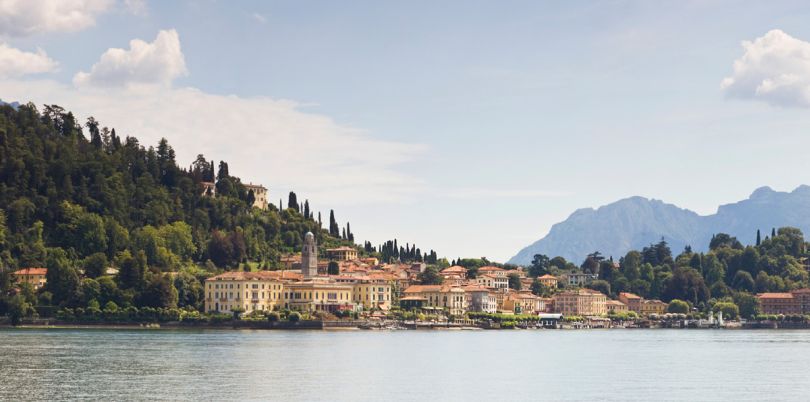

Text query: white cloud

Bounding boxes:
[74,29,187,88]
[0,79,425,205]
[123,0,147,16]
[0,43,58,77]
[252,13,267,24]
[721,29,810,108]
[0,0,112,37]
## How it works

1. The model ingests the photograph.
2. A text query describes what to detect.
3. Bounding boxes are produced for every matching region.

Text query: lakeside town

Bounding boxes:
[7,228,810,330]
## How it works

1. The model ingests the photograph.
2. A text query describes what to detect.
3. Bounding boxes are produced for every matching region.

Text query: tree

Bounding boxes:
[327,261,339,275]
[731,271,755,292]
[530,278,548,296]
[418,266,443,285]
[288,192,299,212]
[713,301,739,320]
[529,254,550,277]
[587,280,611,297]
[622,251,641,281]
[117,250,146,290]
[83,252,108,279]
[756,229,761,246]
[45,249,81,306]
[667,299,690,314]
[662,267,709,305]
[709,233,742,250]
[507,272,522,290]
[329,210,339,237]
[8,294,35,325]
[137,274,179,308]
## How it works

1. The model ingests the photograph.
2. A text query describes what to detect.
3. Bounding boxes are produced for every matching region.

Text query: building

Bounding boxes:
[201,181,216,196]
[462,285,497,313]
[244,183,268,210]
[325,246,358,261]
[402,285,467,316]
[565,272,597,286]
[478,266,507,278]
[301,232,319,278]
[476,274,508,289]
[440,265,467,280]
[203,271,285,313]
[12,268,47,290]
[757,292,805,315]
[606,300,628,313]
[639,300,668,316]
[504,292,541,314]
[618,292,643,312]
[537,274,558,289]
[285,279,355,313]
[552,288,607,316]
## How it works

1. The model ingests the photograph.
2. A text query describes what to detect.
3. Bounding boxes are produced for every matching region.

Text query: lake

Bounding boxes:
[0,328,808,401]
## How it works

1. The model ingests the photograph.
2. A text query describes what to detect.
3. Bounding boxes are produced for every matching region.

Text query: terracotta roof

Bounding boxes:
[619,292,641,300]
[207,270,302,281]
[478,266,505,272]
[326,246,357,252]
[606,300,626,306]
[538,274,557,280]
[441,265,467,273]
[758,292,794,299]
[13,268,47,276]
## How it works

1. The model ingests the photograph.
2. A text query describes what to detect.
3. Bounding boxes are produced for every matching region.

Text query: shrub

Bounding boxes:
[267,312,280,322]
[288,312,301,322]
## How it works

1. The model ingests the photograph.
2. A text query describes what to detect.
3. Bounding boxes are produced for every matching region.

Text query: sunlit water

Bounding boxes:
[1,328,808,401]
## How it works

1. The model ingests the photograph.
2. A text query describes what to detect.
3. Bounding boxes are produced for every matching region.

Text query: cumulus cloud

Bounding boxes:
[0,0,112,37]
[0,43,58,77]
[0,79,425,205]
[721,29,810,108]
[74,29,187,88]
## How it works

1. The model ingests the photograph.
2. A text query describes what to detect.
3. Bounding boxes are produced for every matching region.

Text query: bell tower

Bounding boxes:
[301,231,318,278]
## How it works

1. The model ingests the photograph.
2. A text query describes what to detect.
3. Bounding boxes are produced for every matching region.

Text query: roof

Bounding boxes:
[478,266,505,272]
[606,300,626,306]
[206,270,302,281]
[619,292,642,300]
[400,296,428,301]
[538,274,557,280]
[13,268,47,276]
[441,265,467,273]
[326,246,357,252]
[758,292,794,299]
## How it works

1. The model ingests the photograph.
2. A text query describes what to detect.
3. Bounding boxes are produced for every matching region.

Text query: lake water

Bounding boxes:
[1,328,809,401]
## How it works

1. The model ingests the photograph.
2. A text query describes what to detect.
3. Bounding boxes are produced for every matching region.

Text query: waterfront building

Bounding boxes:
[11,268,47,290]
[504,292,541,314]
[606,299,628,313]
[639,299,667,316]
[552,288,607,316]
[285,279,355,313]
[203,271,285,313]
[326,246,358,261]
[618,292,643,312]
[462,284,497,313]
[402,285,467,316]
[757,291,807,315]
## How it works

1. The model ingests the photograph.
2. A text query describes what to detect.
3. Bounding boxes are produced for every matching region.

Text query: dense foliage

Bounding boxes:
[0,103,363,317]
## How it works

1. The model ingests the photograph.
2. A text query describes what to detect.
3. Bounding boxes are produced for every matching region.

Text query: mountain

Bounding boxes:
[0,99,20,110]
[509,186,810,265]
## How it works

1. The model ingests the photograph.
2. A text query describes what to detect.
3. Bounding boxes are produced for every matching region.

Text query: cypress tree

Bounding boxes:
[756,229,761,246]
[772,228,776,237]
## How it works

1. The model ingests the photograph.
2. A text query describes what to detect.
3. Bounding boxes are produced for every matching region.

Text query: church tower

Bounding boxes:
[301,231,318,278]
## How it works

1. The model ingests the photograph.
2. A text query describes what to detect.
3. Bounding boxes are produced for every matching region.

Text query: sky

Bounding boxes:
[2,1,810,262]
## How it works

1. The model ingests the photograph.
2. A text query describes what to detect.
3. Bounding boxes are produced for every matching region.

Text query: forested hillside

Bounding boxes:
[0,102,369,313]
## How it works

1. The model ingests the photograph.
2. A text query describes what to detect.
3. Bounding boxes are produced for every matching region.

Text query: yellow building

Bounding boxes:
[639,299,667,316]
[504,292,541,314]
[538,274,558,289]
[402,285,467,316]
[204,271,285,313]
[326,246,358,261]
[552,288,607,316]
[244,183,268,210]
[606,300,628,312]
[12,268,47,290]
[285,280,355,313]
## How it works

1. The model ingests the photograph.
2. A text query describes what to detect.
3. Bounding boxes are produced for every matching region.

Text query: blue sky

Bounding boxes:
[2,1,810,262]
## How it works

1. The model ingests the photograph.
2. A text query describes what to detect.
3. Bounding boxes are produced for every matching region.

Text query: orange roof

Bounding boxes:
[538,274,557,280]
[619,292,641,300]
[208,270,302,281]
[441,265,467,273]
[478,266,505,272]
[758,292,794,299]
[13,268,47,276]
[327,246,357,252]
[606,300,626,306]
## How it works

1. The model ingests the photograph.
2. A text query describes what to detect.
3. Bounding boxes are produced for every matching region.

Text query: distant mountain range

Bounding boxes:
[508,185,810,265]
[0,99,20,110]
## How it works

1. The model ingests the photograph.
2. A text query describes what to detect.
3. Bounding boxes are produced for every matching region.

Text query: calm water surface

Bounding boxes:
[0,328,808,401]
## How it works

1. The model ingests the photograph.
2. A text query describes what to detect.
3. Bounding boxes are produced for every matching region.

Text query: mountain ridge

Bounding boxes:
[508,186,810,265]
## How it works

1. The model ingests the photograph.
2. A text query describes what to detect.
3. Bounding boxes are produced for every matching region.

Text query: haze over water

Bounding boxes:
[1,328,808,401]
